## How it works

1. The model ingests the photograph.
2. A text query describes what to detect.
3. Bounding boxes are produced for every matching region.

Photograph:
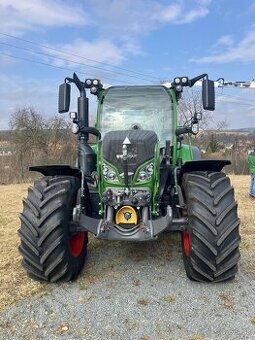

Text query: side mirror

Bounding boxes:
[58,83,71,113]
[202,79,215,111]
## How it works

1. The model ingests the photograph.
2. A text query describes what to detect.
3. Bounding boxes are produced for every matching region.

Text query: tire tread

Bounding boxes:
[18,176,87,282]
[182,171,240,282]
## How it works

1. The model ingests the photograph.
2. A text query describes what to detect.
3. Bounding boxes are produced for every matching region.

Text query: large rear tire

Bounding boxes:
[18,176,88,282]
[181,171,240,282]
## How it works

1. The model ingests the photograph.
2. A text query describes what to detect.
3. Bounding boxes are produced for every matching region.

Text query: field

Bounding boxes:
[0,176,254,311]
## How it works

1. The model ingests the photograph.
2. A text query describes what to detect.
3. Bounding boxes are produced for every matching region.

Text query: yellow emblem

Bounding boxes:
[115,206,137,224]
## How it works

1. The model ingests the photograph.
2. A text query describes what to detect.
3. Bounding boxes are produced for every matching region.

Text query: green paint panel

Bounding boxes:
[179,144,194,162]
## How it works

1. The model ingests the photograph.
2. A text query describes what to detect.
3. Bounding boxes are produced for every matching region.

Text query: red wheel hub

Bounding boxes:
[183,231,191,257]
[69,232,85,257]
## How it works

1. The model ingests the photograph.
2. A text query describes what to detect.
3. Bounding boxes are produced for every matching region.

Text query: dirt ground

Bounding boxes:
[0,175,254,311]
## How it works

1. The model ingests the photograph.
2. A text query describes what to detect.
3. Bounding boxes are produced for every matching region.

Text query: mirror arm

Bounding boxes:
[65,77,74,84]
[189,73,208,87]
[65,74,86,92]
[73,73,85,92]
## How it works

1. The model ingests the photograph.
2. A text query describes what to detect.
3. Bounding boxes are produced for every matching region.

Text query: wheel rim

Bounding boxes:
[69,232,85,257]
[183,231,191,257]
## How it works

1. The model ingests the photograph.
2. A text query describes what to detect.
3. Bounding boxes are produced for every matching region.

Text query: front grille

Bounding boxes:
[102,130,158,174]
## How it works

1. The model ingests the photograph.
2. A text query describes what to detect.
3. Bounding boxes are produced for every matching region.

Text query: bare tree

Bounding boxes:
[177,88,229,152]
[178,88,213,130]
[9,107,48,180]
[46,116,76,164]
[8,107,76,182]
[10,107,48,151]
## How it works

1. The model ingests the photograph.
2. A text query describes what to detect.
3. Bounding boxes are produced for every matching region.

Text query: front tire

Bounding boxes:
[181,171,240,282]
[18,176,88,282]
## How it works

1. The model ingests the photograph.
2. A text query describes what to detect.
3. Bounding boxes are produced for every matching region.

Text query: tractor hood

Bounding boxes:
[102,130,157,174]
[100,130,158,186]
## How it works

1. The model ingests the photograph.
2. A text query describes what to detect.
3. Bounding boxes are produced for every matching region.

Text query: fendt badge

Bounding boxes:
[123,212,132,221]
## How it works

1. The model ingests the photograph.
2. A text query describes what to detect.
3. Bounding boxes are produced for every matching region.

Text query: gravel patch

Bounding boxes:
[1,233,255,340]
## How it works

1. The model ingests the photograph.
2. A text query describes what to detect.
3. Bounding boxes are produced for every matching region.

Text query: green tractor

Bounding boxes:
[18,73,240,283]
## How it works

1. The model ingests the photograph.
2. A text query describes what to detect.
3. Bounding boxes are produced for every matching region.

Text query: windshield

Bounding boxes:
[99,86,172,147]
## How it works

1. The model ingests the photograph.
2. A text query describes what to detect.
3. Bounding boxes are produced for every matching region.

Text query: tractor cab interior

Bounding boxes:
[99,85,173,147]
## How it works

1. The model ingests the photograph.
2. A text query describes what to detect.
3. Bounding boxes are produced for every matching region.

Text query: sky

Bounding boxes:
[0,0,255,129]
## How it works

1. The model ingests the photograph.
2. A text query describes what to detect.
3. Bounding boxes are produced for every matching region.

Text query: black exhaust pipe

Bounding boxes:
[77,88,96,177]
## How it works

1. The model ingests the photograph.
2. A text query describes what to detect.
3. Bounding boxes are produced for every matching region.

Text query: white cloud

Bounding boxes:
[88,0,211,40]
[156,3,182,22]
[192,29,255,63]
[0,74,56,128]
[0,0,88,35]
[0,73,100,129]
[216,35,234,47]
[0,0,212,69]
[0,53,18,66]
[159,3,209,24]
[214,96,254,128]
[197,0,212,5]
[248,111,255,118]
[179,7,209,23]
[40,38,125,79]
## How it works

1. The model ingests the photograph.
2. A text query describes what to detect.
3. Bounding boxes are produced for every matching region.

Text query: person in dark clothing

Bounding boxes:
[248,148,255,198]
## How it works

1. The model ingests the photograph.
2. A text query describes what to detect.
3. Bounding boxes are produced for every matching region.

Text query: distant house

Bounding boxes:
[250,80,255,88]
[0,145,14,156]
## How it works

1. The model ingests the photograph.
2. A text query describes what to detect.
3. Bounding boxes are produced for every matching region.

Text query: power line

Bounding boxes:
[2,42,254,104]
[0,52,135,85]
[0,32,159,81]
[0,41,153,83]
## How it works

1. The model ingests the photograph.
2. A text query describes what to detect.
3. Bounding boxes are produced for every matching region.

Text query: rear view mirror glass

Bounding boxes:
[58,83,71,113]
[202,79,215,111]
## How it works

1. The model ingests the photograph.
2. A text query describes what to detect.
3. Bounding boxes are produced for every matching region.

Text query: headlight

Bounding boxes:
[108,172,117,180]
[90,86,97,94]
[71,123,79,134]
[146,164,154,174]
[102,164,118,182]
[137,162,154,182]
[138,171,147,181]
[102,165,109,176]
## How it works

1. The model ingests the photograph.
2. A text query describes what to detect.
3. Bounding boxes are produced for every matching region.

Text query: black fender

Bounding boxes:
[30,165,95,214]
[180,159,231,174]
[29,165,82,179]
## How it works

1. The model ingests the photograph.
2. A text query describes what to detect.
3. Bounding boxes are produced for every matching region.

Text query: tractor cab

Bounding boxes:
[98,85,173,147]
[96,85,175,213]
